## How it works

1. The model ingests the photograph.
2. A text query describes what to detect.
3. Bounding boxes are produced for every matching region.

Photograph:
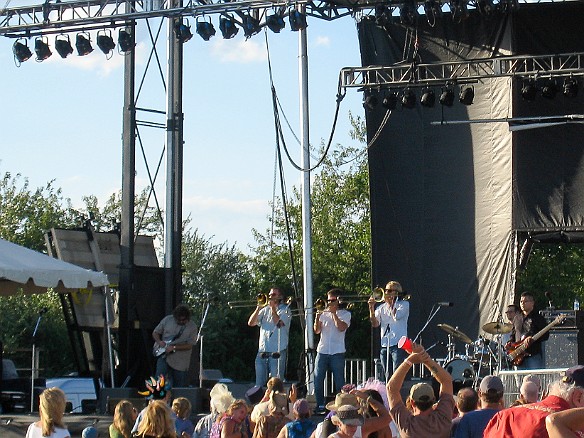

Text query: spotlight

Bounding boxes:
[289,9,307,31]
[34,37,52,61]
[420,88,435,107]
[439,85,455,107]
[450,0,469,22]
[363,93,379,111]
[375,4,391,26]
[219,16,239,39]
[175,20,193,43]
[401,89,416,109]
[13,39,32,64]
[266,13,286,33]
[541,79,558,99]
[400,0,418,27]
[521,79,537,101]
[118,29,134,53]
[477,0,496,15]
[55,34,73,58]
[382,91,397,110]
[196,19,216,41]
[563,77,578,98]
[96,30,115,56]
[75,32,93,56]
[424,0,442,26]
[241,14,261,39]
[459,85,474,105]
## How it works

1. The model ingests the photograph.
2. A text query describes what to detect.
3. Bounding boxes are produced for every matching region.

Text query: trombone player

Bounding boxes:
[368,281,410,378]
[248,287,291,387]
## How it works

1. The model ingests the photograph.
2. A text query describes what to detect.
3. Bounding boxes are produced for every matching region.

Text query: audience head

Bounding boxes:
[227,399,249,422]
[266,377,285,393]
[326,392,359,412]
[331,405,364,436]
[136,400,174,437]
[82,426,99,438]
[456,387,479,414]
[292,399,311,419]
[113,400,137,438]
[268,392,288,416]
[520,381,540,403]
[210,383,235,415]
[172,397,192,420]
[523,374,542,392]
[362,390,384,418]
[38,387,67,436]
[408,383,435,412]
[479,375,504,404]
[549,365,584,408]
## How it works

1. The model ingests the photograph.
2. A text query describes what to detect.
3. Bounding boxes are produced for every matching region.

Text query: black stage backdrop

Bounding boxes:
[359,3,584,356]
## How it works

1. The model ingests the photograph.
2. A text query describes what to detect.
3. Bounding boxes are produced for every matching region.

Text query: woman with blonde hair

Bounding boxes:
[109,400,138,438]
[26,387,70,438]
[213,399,250,438]
[134,399,177,438]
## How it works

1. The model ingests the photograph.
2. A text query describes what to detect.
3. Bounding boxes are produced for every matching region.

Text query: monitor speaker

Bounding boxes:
[545,329,584,368]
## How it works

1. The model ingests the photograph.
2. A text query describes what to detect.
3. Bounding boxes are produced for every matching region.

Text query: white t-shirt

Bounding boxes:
[375,300,409,347]
[316,309,351,355]
[26,423,70,438]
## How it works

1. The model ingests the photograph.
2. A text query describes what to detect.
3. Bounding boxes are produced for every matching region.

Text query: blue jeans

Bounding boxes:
[156,356,188,387]
[381,345,407,378]
[517,352,544,370]
[255,350,287,387]
[314,352,345,408]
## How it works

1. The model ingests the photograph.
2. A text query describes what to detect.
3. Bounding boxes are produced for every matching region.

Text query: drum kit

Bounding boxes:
[435,320,512,388]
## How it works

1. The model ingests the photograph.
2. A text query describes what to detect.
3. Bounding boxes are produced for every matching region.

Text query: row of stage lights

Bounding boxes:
[521,77,579,101]
[12,9,308,66]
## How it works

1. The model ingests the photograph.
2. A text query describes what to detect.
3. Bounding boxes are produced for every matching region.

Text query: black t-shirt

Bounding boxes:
[511,310,549,355]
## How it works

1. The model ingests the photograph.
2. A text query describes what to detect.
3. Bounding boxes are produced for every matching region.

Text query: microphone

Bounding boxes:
[39,308,48,315]
[437,302,454,307]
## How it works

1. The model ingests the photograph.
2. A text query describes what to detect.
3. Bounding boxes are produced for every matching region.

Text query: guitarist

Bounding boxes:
[507,291,549,369]
[153,304,198,387]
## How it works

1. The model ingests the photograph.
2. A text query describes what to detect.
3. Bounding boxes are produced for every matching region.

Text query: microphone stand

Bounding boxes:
[197,301,210,388]
[30,311,45,413]
[413,304,443,379]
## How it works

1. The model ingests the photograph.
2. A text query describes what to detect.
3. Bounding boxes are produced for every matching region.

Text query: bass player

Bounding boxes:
[507,291,549,370]
[152,303,198,387]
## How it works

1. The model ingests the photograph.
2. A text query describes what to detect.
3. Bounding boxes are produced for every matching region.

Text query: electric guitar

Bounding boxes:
[152,340,173,358]
[505,314,566,366]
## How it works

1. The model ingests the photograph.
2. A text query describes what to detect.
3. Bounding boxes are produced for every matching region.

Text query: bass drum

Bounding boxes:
[444,359,475,389]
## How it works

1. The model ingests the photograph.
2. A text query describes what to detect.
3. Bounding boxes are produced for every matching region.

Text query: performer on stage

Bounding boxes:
[507,291,549,370]
[313,288,351,414]
[368,281,409,377]
[152,304,198,387]
[501,304,518,346]
[248,287,292,387]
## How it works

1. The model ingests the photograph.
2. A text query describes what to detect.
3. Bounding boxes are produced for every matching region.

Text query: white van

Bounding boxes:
[46,377,102,413]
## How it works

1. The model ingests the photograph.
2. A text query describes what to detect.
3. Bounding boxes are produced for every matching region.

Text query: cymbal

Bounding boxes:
[482,321,512,335]
[437,323,473,344]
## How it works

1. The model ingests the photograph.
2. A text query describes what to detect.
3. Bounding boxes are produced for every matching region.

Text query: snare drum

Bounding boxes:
[444,359,475,384]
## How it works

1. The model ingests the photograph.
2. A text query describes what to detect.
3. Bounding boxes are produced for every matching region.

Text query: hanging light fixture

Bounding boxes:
[400,0,418,27]
[13,39,32,65]
[96,30,116,57]
[363,92,379,111]
[34,36,52,61]
[439,84,455,106]
[196,19,216,41]
[219,16,239,39]
[289,9,307,31]
[266,12,286,33]
[541,79,558,99]
[382,91,397,110]
[563,77,578,98]
[424,0,442,26]
[55,34,73,58]
[118,29,134,53]
[241,13,261,39]
[459,85,474,105]
[420,88,435,107]
[75,32,93,56]
[401,88,416,109]
[375,4,391,26]
[450,0,469,23]
[175,20,193,43]
[477,0,496,15]
[521,79,537,101]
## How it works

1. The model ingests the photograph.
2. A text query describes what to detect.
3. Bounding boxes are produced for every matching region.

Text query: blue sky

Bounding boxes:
[0,6,364,252]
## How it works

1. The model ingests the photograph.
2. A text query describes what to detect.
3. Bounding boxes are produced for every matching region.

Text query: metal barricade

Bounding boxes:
[498,368,567,407]
[324,359,368,397]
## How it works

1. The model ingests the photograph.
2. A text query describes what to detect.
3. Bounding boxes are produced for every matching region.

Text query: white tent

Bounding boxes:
[0,238,109,295]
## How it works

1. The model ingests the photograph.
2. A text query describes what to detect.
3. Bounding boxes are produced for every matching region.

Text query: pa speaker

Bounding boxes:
[545,329,584,368]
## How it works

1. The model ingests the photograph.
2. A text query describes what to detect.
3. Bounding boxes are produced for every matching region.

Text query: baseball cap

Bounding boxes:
[480,375,504,393]
[332,405,364,426]
[409,383,435,403]
[563,365,584,388]
[293,399,310,416]
[82,426,98,438]
[245,385,264,405]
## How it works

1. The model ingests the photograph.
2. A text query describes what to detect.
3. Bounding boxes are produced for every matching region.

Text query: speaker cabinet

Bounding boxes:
[545,329,584,368]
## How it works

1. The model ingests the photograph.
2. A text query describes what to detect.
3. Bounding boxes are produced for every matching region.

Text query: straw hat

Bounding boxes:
[325,393,359,411]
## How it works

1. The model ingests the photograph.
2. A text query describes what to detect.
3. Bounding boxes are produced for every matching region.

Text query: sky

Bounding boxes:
[0,2,365,253]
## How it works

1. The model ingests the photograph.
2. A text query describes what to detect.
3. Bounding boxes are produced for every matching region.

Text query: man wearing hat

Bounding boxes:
[454,375,504,438]
[387,342,454,438]
[484,365,584,437]
[329,405,364,438]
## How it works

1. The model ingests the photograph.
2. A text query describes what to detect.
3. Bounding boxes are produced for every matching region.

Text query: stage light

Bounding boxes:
[196,19,216,41]
[375,4,391,26]
[459,85,474,105]
[400,0,418,27]
[242,14,261,39]
[450,0,469,22]
[541,79,558,99]
[521,79,537,101]
[440,85,455,107]
[363,93,379,111]
[118,29,134,53]
[34,37,52,61]
[75,32,93,56]
[13,39,32,64]
[382,91,397,110]
[55,34,73,58]
[401,89,416,109]
[563,77,578,98]
[420,88,435,107]
[175,20,193,43]
[289,9,307,31]
[266,13,285,33]
[219,16,239,39]
[477,0,496,15]
[424,0,442,26]
[96,30,116,57]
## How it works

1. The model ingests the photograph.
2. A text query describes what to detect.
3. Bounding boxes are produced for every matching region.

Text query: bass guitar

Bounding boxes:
[152,340,173,358]
[505,314,566,366]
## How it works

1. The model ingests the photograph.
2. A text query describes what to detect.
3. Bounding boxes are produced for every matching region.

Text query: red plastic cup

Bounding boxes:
[398,336,413,353]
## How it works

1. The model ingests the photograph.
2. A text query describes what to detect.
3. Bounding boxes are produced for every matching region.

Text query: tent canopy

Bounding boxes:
[0,238,109,295]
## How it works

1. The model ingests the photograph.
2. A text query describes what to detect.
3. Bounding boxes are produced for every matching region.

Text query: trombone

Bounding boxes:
[290,298,327,316]
[340,288,385,303]
[227,293,268,308]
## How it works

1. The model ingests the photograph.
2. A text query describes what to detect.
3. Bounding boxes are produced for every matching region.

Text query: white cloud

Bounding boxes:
[210,38,267,63]
[314,36,331,47]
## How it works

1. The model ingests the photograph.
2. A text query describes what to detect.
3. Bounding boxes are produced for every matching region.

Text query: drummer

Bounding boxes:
[501,304,518,345]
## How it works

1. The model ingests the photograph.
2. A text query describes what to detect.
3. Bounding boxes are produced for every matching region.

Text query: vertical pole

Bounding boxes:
[298,5,314,395]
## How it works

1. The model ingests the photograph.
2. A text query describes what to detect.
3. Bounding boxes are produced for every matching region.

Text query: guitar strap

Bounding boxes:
[171,325,186,343]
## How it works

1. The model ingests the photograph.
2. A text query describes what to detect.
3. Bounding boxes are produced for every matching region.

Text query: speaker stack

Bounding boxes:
[543,310,584,368]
